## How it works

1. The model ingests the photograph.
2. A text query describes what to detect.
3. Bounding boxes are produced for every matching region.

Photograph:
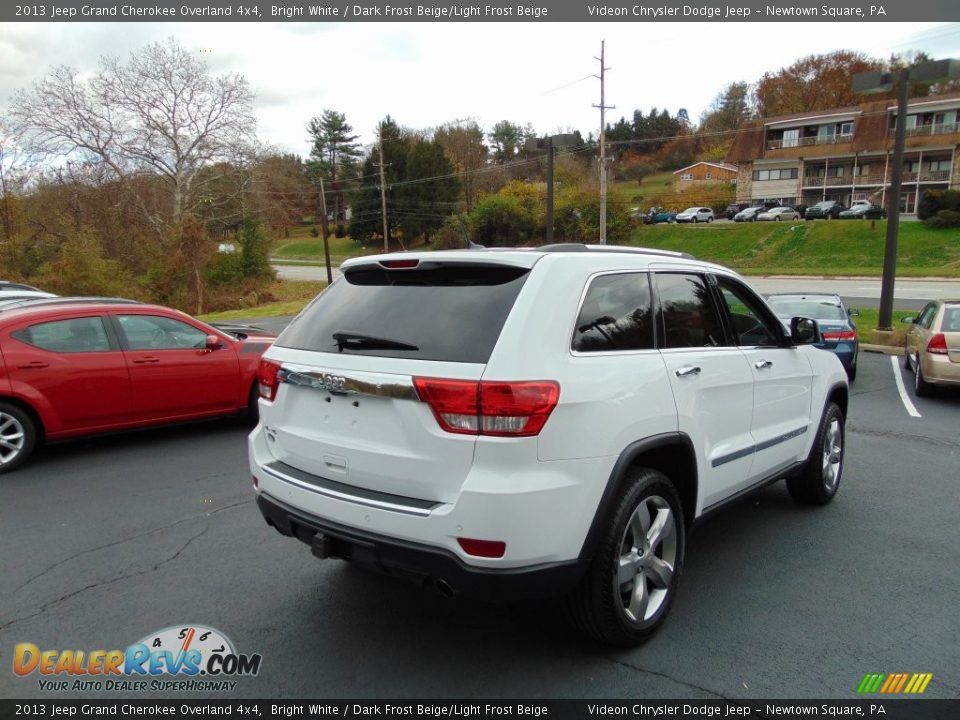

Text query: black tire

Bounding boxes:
[692,217,697,224]
[846,361,857,382]
[786,402,844,505]
[565,467,685,646]
[914,354,933,397]
[245,383,261,424]
[0,402,38,474]
[903,351,912,371]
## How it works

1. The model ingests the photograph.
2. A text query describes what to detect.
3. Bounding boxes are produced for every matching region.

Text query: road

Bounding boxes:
[2,351,958,700]
[273,263,959,311]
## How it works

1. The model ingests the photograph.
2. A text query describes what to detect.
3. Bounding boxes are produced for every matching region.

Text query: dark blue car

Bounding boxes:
[766,293,860,380]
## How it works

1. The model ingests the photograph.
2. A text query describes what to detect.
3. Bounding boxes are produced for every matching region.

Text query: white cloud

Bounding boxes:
[2,20,958,157]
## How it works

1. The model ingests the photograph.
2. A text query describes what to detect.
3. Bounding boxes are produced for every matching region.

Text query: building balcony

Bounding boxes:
[892,122,960,139]
[801,171,950,188]
[767,134,853,151]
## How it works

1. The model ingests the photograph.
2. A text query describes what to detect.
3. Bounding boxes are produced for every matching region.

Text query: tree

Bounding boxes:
[435,120,487,210]
[754,51,884,117]
[697,82,752,156]
[396,139,459,241]
[11,38,256,230]
[306,109,362,222]
[349,116,408,247]
[488,121,523,165]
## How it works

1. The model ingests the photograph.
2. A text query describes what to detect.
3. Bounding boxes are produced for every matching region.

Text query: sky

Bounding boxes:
[2,21,960,158]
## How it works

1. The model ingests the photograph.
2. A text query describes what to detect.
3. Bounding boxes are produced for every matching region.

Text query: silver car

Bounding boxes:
[757,206,801,222]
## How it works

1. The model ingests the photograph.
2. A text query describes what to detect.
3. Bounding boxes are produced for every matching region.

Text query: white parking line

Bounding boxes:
[890,356,922,418]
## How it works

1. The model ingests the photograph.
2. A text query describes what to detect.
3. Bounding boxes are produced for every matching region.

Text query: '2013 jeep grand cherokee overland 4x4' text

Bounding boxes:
[249,245,848,645]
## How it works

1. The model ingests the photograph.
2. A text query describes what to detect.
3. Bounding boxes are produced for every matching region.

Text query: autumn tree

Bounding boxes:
[754,50,884,117]
[434,120,487,210]
[11,38,256,231]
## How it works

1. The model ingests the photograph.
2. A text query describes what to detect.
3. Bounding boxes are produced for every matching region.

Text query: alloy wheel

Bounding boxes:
[0,411,26,466]
[616,495,677,624]
[822,418,842,491]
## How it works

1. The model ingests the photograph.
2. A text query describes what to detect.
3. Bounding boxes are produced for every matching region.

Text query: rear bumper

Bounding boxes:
[256,492,590,601]
[921,353,960,385]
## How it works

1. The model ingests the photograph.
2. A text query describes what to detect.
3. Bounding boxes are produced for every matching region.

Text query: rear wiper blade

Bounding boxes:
[332,331,419,352]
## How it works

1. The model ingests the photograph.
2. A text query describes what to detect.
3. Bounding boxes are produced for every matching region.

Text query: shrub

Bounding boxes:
[309,225,319,238]
[923,209,960,229]
[469,193,537,247]
[918,189,960,220]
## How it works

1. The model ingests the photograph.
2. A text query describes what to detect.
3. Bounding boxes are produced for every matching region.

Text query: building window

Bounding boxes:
[681,173,693,180]
[929,159,951,172]
[783,129,800,148]
[840,122,854,136]
[752,168,798,182]
[827,166,844,177]
[705,172,712,179]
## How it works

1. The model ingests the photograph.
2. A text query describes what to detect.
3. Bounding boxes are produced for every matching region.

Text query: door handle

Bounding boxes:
[17,361,49,369]
[754,359,773,370]
[132,357,160,364]
[675,365,701,378]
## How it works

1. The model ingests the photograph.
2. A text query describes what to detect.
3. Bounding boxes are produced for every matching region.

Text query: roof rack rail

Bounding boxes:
[537,243,697,260]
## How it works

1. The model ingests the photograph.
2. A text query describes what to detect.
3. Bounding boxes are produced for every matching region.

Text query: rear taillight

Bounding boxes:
[258,358,283,400]
[413,378,560,437]
[927,333,949,355]
[822,330,858,341]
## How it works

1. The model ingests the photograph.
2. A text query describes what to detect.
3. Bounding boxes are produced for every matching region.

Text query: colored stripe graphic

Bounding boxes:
[857,673,932,694]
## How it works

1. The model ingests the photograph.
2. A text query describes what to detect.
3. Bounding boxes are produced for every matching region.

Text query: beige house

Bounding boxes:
[673,162,738,189]
[726,93,960,214]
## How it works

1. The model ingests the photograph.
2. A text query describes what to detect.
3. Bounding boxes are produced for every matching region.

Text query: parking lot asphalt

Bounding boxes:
[1,351,958,701]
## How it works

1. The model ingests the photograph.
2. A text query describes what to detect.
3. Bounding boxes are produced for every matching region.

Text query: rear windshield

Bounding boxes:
[275,262,530,363]
[768,298,846,322]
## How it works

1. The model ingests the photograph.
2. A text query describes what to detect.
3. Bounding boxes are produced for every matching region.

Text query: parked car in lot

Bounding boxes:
[805,201,846,220]
[733,206,763,222]
[838,204,886,220]
[644,207,677,224]
[0,299,276,472]
[902,300,960,396]
[757,206,801,222]
[766,293,860,380]
[725,202,750,220]
[0,282,56,303]
[675,207,714,223]
[251,245,848,645]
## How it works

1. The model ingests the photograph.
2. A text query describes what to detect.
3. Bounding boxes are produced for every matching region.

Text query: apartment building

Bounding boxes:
[726,93,960,214]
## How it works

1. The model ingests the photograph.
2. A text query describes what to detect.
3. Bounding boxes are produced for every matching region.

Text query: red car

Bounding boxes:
[0,299,275,473]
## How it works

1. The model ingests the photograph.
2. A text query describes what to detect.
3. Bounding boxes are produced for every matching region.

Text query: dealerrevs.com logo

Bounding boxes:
[13,625,262,692]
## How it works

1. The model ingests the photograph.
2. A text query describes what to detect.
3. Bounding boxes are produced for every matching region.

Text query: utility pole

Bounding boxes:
[377,133,389,253]
[594,40,614,244]
[318,177,333,284]
[853,58,960,334]
[545,136,554,243]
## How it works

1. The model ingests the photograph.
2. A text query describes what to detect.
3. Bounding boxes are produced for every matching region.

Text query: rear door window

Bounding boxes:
[12,316,112,353]
[654,273,726,349]
[572,272,654,352]
[276,262,530,363]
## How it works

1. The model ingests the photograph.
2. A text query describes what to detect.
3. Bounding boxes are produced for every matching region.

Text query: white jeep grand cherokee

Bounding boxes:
[250,245,848,645]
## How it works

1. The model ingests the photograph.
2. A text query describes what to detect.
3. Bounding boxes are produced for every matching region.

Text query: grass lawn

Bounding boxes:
[627,219,960,277]
[271,227,379,264]
[199,280,325,322]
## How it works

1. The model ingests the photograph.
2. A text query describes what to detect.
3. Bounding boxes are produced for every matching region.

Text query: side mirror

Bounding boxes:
[205,334,222,349]
[900,316,915,324]
[790,316,821,345]
[847,308,860,317]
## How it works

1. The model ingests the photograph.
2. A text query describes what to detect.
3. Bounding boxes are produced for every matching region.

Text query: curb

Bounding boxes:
[861,343,904,356]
